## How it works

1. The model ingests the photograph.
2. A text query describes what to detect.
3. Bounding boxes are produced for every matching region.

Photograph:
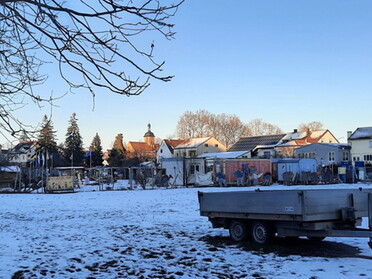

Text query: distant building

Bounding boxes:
[157,139,185,163]
[173,137,226,158]
[126,123,159,162]
[229,129,339,158]
[229,134,285,158]
[295,143,351,167]
[348,127,372,164]
[7,141,38,167]
[275,129,339,157]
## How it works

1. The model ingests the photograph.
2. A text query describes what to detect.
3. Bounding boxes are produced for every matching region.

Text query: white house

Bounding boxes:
[156,139,185,163]
[159,137,226,186]
[173,137,226,158]
[348,127,372,163]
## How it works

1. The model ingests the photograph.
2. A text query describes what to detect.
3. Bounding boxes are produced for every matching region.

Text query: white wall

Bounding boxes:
[350,139,372,162]
[157,141,174,162]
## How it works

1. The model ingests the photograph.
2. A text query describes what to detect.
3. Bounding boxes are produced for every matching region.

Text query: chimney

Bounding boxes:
[347,131,352,140]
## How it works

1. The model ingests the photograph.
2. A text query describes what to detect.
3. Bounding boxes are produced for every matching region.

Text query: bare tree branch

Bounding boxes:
[0,0,183,135]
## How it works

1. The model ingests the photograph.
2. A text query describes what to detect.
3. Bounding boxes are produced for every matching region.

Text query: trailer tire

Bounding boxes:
[229,220,248,242]
[251,221,273,244]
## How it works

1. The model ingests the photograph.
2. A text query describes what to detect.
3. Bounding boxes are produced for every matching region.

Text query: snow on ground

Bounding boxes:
[1,184,372,279]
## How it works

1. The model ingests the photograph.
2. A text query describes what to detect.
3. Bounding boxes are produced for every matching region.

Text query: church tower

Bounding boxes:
[144,123,155,146]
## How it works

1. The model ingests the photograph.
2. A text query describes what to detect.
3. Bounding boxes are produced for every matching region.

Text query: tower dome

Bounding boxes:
[144,123,155,146]
[144,123,155,138]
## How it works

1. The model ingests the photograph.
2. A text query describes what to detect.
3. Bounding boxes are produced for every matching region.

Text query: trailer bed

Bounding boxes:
[199,188,372,222]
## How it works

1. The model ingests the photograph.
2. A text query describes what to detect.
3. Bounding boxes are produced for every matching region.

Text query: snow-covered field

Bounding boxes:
[1,184,372,279]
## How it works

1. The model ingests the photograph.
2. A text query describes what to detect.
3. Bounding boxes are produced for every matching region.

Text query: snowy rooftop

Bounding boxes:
[197,150,249,159]
[281,130,327,142]
[174,137,210,149]
[0,166,20,172]
[281,131,307,141]
[309,130,327,139]
[349,127,372,140]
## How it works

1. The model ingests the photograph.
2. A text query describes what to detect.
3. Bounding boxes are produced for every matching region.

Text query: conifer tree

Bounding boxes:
[89,133,103,167]
[113,133,126,156]
[38,115,58,155]
[64,113,84,165]
[108,148,125,167]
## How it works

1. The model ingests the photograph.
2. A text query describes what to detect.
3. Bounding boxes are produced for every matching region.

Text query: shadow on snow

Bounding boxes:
[200,235,372,260]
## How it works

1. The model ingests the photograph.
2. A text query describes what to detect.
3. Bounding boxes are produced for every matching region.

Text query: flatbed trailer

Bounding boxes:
[198,187,372,247]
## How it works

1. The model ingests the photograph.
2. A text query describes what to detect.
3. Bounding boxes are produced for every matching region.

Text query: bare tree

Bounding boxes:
[193,110,212,138]
[298,121,324,132]
[0,0,183,135]
[176,111,199,139]
[218,114,250,149]
[176,110,250,149]
[247,118,283,136]
[176,110,215,139]
[205,113,221,140]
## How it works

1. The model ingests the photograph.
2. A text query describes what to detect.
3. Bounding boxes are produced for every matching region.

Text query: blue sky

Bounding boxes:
[5,0,372,149]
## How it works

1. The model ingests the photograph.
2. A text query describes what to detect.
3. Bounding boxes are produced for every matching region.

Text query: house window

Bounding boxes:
[369,141,372,148]
[342,152,349,161]
[189,151,196,157]
[364,155,372,161]
[329,151,335,162]
[183,152,186,157]
[205,144,209,147]
[263,151,271,158]
[215,144,218,147]
[160,149,163,153]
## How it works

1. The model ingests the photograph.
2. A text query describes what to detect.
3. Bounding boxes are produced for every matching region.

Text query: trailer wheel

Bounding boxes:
[251,221,273,244]
[229,220,248,242]
[307,236,326,242]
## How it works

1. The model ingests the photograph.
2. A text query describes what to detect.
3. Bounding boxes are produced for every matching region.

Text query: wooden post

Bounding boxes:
[129,167,133,190]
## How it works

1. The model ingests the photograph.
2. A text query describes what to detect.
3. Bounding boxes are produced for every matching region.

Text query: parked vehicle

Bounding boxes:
[198,187,372,247]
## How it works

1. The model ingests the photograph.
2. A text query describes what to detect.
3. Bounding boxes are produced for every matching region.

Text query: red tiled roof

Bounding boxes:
[128,142,159,152]
[164,139,185,150]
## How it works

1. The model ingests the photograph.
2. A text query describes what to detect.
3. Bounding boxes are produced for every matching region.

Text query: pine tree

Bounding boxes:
[113,133,126,156]
[38,115,58,155]
[108,148,125,167]
[89,133,103,167]
[64,113,84,165]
